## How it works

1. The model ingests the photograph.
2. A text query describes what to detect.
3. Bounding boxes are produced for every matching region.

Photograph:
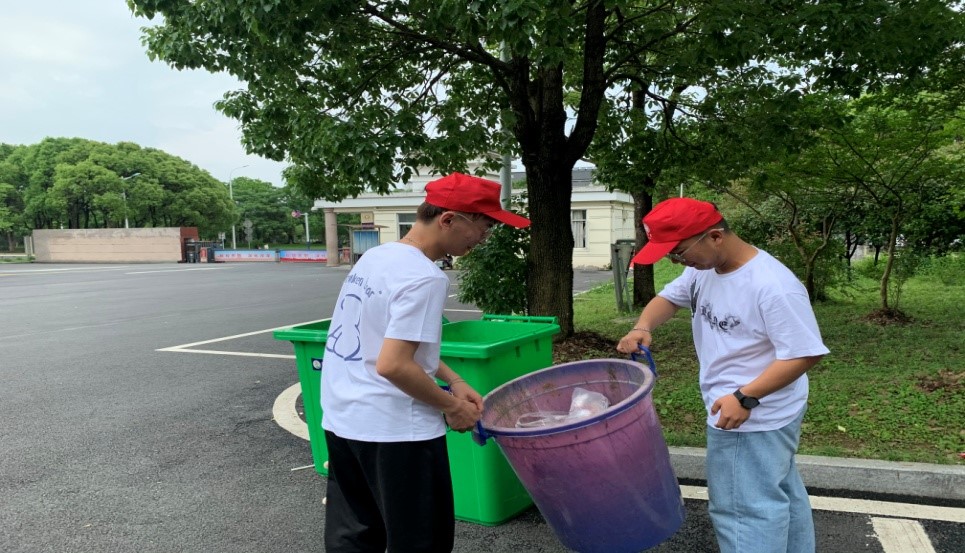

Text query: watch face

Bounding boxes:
[735,390,759,409]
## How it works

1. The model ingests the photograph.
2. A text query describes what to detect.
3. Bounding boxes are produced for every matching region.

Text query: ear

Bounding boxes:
[439,211,457,228]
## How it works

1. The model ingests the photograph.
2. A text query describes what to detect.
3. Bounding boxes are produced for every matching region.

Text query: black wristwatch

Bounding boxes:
[733,389,760,409]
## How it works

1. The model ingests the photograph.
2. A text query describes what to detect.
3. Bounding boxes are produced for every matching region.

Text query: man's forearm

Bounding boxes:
[635,296,680,331]
[740,356,824,399]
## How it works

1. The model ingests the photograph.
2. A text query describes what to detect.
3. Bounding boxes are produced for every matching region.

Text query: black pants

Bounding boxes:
[324,431,455,553]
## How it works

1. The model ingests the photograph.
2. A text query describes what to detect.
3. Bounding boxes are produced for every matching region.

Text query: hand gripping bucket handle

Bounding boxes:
[631,344,657,378]
[472,345,658,446]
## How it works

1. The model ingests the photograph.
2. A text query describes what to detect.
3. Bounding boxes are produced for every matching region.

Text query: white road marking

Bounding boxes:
[810,495,965,523]
[274,383,309,441]
[0,265,134,272]
[679,485,964,523]
[156,318,328,354]
[0,265,135,275]
[872,517,937,553]
[126,267,234,274]
[1,265,236,277]
[161,348,295,359]
[680,485,708,501]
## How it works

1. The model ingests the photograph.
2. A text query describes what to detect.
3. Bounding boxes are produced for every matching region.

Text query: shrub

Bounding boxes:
[455,198,530,315]
[915,253,964,286]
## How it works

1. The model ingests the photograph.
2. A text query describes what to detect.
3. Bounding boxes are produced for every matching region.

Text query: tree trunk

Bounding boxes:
[507,1,608,338]
[879,214,902,310]
[525,162,575,337]
[511,61,576,336]
[844,230,857,266]
[632,187,656,308]
[803,213,835,301]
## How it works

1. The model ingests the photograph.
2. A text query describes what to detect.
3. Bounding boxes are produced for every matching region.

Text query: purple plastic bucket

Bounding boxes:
[475,357,684,553]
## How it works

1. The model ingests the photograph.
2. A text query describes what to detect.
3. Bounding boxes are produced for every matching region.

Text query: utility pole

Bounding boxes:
[120,173,141,229]
[228,165,249,249]
[499,42,512,205]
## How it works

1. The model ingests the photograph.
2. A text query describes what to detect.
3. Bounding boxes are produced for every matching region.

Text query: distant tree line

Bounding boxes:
[0,137,357,251]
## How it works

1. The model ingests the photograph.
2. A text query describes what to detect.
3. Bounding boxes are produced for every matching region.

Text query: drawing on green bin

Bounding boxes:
[326,294,363,361]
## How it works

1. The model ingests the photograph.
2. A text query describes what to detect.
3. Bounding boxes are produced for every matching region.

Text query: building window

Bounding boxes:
[398,212,416,238]
[572,210,587,248]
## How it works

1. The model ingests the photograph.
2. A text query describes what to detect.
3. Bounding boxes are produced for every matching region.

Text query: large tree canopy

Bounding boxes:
[0,138,235,239]
[129,0,963,335]
[230,176,303,246]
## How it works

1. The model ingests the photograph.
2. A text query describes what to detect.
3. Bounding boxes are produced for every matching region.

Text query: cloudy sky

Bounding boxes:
[0,1,288,186]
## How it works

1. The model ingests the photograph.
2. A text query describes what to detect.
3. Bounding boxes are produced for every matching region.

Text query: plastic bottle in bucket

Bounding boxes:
[474,350,684,553]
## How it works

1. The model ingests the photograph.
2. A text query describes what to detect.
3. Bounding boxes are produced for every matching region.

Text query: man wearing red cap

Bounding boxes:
[617,198,829,553]
[322,173,530,552]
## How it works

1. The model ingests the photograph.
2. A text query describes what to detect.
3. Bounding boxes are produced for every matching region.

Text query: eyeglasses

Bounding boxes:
[666,228,723,263]
[452,212,496,239]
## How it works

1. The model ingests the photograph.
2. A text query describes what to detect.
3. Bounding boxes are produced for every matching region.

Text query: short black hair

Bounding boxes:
[417,203,497,226]
[417,202,446,222]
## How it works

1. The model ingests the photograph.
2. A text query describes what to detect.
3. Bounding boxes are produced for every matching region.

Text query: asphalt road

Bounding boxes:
[0,262,961,553]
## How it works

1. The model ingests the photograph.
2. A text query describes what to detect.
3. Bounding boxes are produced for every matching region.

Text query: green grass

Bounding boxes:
[0,254,32,263]
[573,258,965,465]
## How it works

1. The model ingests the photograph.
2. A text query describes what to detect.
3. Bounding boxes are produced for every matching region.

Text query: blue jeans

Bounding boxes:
[706,408,814,553]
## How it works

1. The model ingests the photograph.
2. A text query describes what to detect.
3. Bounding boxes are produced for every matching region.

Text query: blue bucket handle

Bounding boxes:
[442,384,492,445]
[630,344,657,378]
[472,422,490,446]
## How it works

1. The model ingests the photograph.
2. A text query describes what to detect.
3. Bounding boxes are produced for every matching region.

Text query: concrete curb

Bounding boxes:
[669,447,965,502]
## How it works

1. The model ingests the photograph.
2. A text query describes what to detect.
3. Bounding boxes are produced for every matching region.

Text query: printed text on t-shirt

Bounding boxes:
[698,302,742,333]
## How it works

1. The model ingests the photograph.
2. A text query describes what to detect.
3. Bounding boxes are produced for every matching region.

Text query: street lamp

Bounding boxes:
[228,165,249,249]
[120,173,141,229]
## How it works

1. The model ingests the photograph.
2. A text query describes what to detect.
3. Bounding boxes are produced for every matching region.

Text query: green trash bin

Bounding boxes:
[273,314,560,526]
[273,316,453,476]
[439,314,560,526]
[273,319,332,475]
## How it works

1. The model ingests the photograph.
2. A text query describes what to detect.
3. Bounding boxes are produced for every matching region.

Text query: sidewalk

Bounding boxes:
[670,446,965,502]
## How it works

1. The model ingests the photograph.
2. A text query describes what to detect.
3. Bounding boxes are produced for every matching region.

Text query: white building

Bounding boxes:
[313,165,636,269]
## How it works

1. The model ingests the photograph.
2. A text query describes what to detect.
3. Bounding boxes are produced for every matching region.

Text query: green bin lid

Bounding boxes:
[440,319,560,358]
[272,319,332,342]
[272,316,561,359]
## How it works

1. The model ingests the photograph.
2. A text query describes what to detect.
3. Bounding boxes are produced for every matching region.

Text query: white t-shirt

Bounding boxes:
[659,249,830,432]
[321,241,450,442]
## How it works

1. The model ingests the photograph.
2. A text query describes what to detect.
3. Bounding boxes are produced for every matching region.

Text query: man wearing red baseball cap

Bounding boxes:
[424,172,531,229]
[629,197,726,266]
[321,173,528,553]
[617,197,829,553]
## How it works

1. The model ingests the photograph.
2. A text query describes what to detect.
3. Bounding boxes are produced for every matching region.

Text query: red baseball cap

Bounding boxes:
[425,173,530,228]
[631,198,723,265]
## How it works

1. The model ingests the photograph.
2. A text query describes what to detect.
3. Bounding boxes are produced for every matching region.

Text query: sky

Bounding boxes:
[0,1,288,186]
